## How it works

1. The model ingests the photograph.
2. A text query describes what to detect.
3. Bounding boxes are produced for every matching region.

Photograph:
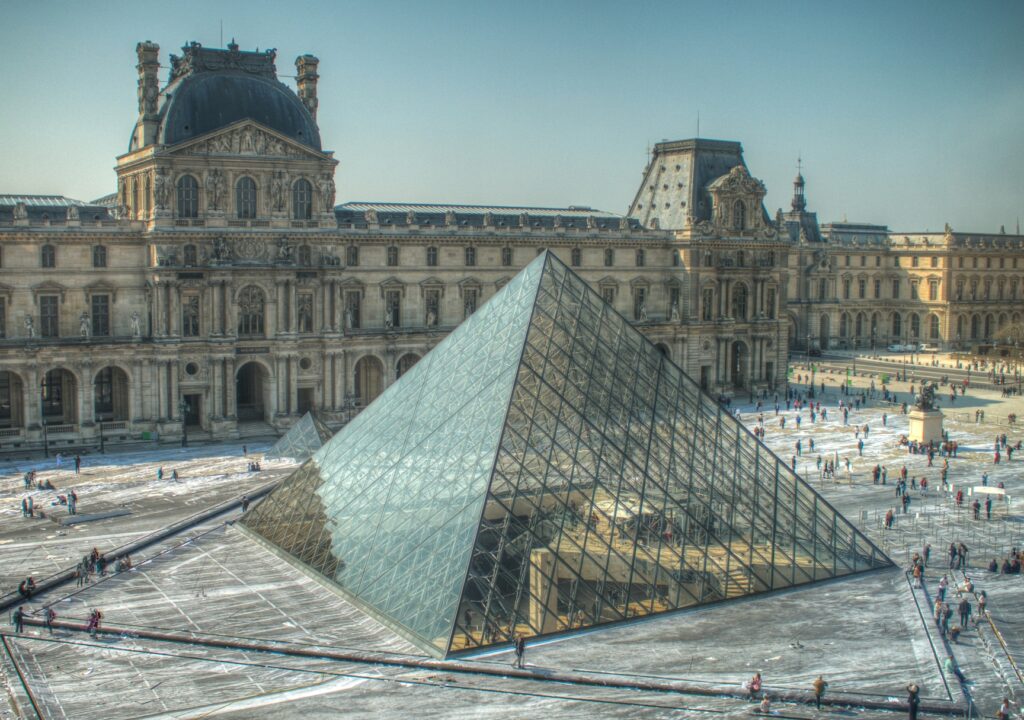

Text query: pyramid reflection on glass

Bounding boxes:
[264,412,334,462]
[242,252,891,657]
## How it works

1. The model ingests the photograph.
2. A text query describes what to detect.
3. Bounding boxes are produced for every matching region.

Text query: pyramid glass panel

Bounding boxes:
[244,252,891,658]
[264,412,334,462]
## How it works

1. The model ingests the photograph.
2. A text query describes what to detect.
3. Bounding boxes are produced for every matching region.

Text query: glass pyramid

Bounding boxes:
[243,252,891,657]
[264,412,335,462]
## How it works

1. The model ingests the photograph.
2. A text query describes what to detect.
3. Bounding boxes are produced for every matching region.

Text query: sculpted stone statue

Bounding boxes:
[426,310,437,327]
[383,310,394,330]
[271,172,286,211]
[66,205,79,221]
[79,311,91,338]
[276,237,294,262]
[153,169,170,209]
[319,175,336,210]
[130,311,142,338]
[206,170,225,211]
[638,303,648,321]
[345,306,354,331]
[915,382,938,411]
[24,316,35,338]
[669,301,680,321]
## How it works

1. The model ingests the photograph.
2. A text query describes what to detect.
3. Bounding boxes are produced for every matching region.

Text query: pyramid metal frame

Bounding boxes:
[243,252,892,658]
[264,411,334,462]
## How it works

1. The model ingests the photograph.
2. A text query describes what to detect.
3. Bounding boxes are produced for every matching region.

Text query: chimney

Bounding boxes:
[295,54,320,122]
[135,41,160,148]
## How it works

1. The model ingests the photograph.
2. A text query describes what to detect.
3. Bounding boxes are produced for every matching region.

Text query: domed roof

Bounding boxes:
[130,42,321,152]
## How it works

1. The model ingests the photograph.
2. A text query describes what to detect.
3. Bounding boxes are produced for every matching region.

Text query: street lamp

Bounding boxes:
[39,384,49,459]
[179,398,189,447]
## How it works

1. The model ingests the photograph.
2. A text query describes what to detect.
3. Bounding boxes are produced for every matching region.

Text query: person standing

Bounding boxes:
[958,597,972,628]
[241,495,250,512]
[906,683,920,720]
[513,634,526,669]
[12,607,24,633]
[812,675,828,709]
[44,607,56,635]
[74,455,81,474]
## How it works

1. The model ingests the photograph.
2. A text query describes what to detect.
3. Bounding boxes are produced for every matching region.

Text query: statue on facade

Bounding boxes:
[276,237,294,263]
[153,168,170,209]
[915,382,938,412]
[212,236,231,262]
[24,316,35,339]
[66,205,79,221]
[271,171,286,212]
[206,170,225,211]
[426,309,437,327]
[364,208,378,224]
[319,174,336,210]
[669,300,680,321]
[130,311,142,338]
[13,203,27,221]
[344,306,355,332]
[79,311,91,338]
[384,310,394,330]
[638,303,648,321]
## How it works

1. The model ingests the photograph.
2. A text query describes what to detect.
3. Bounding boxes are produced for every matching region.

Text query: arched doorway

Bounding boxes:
[354,356,384,407]
[236,362,270,422]
[94,367,130,422]
[787,316,797,348]
[654,343,671,360]
[818,315,830,350]
[731,341,747,390]
[396,353,421,379]
[42,369,77,424]
[0,371,25,430]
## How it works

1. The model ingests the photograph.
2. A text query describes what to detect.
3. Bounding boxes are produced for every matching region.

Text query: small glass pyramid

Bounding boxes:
[243,252,891,657]
[264,412,335,462]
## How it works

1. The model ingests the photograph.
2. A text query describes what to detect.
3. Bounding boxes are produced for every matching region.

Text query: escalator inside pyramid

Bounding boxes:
[242,252,892,658]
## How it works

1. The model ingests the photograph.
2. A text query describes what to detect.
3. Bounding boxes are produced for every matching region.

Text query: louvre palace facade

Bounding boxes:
[0,40,1018,449]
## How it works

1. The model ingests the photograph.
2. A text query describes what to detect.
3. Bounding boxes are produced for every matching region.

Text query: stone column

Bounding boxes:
[155,360,166,419]
[225,357,236,419]
[79,364,94,426]
[225,284,237,338]
[24,366,40,428]
[289,284,299,334]
[168,361,179,418]
[169,284,180,336]
[289,355,298,414]
[152,283,164,337]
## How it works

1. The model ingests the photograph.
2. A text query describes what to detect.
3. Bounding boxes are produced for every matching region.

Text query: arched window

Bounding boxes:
[891,312,902,338]
[41,244,56,268]
[970,315,980,340]
[236,177,257,219]
[929,314,941,340]
[731,284,748,320]
[292,179,312,220]
[176,175,199,218]
[910,313,920,338]
[732,200,745,231]
[839,313,848,337]
[237,286,265,337]
[183,244,198,266]
[92,245,107,268]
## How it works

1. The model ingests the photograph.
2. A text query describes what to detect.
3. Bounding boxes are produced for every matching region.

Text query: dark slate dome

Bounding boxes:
[156,72,321,151]
[130,42,321,152]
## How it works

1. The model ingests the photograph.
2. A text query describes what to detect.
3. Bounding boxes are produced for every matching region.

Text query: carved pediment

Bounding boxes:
[32,281,67,301]
[169,120,327,160]
[708,164,767,197]
[84,281,119,301]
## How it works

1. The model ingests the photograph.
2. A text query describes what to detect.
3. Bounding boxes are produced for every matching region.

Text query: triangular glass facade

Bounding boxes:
[264,412,335,462]
[243,252,891,658]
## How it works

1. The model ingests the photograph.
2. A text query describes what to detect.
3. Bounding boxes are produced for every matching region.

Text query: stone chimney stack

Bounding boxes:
[135,41,161,148]
[295,54,320,122]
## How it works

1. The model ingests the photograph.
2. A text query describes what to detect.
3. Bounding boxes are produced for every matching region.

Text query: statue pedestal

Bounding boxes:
[908,408,944,444]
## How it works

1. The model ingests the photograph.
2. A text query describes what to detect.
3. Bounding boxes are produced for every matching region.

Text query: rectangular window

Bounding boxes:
[860,255,866,267]
[182,295,200,337]
[873,279,881,299]
[93,246,107,268]
[843,279,850,300]
[0,370,10,424]
[604,248,614,267]
[929,282,938,301]
[571,248,581,267]
[633,287,647,321]
[41,245,55,268]
[345,291,360,330]
[931,256,939,268]
[894,256,900,267]
[910,282,919,300]
[986,257,992,269]
[844,255,850,266]
[463,288,478,318]
[346,245,359,267]
[672,250,680,267]
[91,294,110,337]
[999,258,1005,269]
[386,246,399,267]
[501,247,512,267]
[465,246,476,267]
[297,293,313,333]
[94,367,113,419]
[958,257,964,268]
[702,289,713,321]
[766,288,776,319]
[858,279,866,299]
[818,278,827,299]
[911,256,919,267]
[669,287,680,316]
[426,246,438,267]
[875,256,881,267]
[972,257,978,268]
[635,249,645,267]
[892,279,900,299]
[385,290,401,328]
[602,286,616,308]
[40,295,59,337]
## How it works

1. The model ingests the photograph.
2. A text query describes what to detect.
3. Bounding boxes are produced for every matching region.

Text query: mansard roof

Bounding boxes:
[335,202,646,232]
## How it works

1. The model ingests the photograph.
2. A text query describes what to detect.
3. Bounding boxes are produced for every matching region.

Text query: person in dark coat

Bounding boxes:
[12,607,24,633]
[513,634,526,669]
[907,683,920,720]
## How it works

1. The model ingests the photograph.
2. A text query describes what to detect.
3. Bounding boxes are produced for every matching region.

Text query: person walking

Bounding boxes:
[812,675,828,709]
[937,575,948,602]
[12,607,24,634]
[241,495,250,512]
[44,607,57,635]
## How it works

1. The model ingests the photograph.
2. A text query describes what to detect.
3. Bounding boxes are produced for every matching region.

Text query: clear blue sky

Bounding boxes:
[1,0,1022,231]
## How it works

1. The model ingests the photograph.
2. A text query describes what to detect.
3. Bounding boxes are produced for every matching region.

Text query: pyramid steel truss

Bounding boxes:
[264,412,335,462]
[243,252,891,657]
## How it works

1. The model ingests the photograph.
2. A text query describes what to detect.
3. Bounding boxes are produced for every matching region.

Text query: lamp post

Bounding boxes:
[39,384,49,459]
[179,398,189,448]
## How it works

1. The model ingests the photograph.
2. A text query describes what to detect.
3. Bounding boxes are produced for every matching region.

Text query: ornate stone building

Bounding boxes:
[14,39,1017,451]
